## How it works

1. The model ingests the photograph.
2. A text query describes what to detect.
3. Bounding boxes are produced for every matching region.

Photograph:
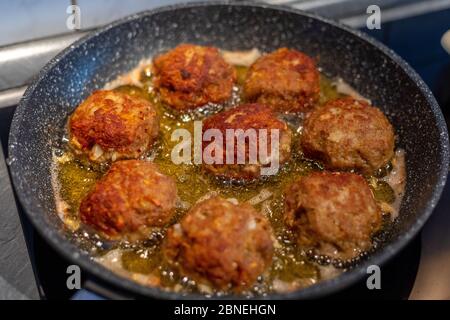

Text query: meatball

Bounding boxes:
[163,197,273,291]
[202,103,292,181]
[301,98,395,175]
[69,90,159,163]
[243,48,320,113]
[80,160,177,241]
[284,172,382,259]
[153,44,236,111]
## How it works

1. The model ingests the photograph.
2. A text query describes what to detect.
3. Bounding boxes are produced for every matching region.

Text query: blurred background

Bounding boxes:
[0,0,449,300]
[1,0,449,117]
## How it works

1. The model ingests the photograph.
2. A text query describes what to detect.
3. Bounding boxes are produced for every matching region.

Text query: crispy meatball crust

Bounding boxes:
[202,103,292,181]
[69,90,159,163]
[301,98,395,175]
[80,160,177,241]
[153,44,236,111]
[243,48,320,113]
[163,197,274,291]
[284,172,382,259]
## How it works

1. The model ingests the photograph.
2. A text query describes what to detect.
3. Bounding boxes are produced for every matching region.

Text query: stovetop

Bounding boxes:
[1,0,450,300]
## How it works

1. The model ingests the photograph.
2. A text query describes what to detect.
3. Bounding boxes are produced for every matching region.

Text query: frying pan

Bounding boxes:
[8,2,450,299]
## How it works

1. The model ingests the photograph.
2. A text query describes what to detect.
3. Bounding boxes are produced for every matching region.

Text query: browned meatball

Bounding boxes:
[284,172,382,259]
[163,197,273,291]
[202,103,292,181]
[69,90,159,163]
[80,160,177,241]
[301,98,395,175]
[243,48,320,113]
[153,44,236,111]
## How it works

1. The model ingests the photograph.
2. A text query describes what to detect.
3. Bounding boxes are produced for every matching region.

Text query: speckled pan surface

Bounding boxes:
[8,2,450,299]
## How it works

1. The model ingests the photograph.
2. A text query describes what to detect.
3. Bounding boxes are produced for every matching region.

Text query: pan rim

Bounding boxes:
[8,0,450,300]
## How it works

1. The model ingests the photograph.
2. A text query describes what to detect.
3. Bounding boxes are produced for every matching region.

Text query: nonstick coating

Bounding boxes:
[8,2,449,299]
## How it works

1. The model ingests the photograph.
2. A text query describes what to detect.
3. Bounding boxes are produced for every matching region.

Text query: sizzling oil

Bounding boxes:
[54,66,395,296]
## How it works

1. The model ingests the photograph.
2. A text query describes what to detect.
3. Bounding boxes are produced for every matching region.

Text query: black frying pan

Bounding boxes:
[8,2,450,299]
